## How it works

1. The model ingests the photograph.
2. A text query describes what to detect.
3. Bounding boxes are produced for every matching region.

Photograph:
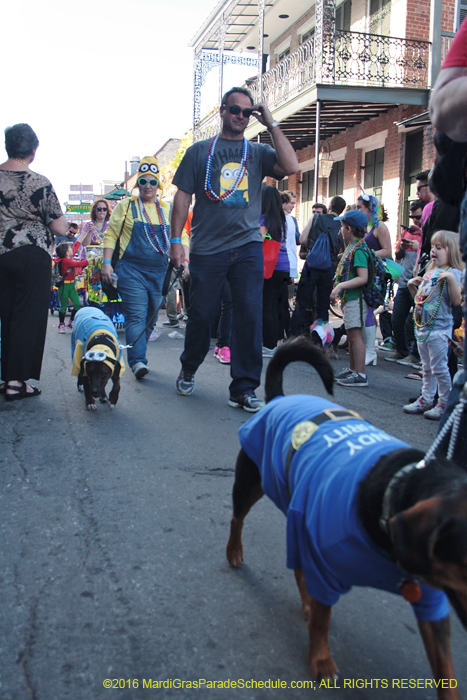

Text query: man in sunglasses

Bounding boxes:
[54,221,79,248]
[169,86,298,410]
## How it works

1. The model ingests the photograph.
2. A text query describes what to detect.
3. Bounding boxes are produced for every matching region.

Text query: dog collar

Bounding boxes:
[379,460,426,533]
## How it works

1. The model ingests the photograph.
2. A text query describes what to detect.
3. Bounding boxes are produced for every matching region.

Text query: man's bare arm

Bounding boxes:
[169,189,192,268]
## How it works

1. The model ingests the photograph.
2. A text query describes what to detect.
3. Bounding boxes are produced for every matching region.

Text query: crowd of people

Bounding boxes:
[0,50,466,430]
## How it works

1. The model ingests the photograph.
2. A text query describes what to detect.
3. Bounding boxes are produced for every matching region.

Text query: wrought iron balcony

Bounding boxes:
[193,30,430,140]
[249,30,429,110]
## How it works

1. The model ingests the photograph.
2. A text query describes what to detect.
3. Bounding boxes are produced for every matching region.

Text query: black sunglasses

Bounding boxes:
[409,214,421,220]
[96,207,107,212]
[227,105,253,118]
[138,178,158,187]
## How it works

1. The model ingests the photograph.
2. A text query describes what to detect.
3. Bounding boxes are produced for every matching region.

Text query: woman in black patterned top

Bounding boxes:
[0,123,68,401]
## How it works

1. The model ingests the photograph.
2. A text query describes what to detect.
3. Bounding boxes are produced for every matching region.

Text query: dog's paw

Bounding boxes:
[77,385,83,392]
[108,402,115,410]
[99,396,108,404]
[86,403,97,411]
[226,542,243,568]
[309,653,339,683]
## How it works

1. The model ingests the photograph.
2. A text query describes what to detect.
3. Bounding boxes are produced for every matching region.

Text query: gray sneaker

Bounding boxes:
[336,371,368,387]
[335,367,353,380]
[228,392,264,412]
[176,370,195,396]
[132,362,148,379]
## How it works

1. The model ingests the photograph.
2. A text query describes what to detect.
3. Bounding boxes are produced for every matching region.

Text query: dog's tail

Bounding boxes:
[265,337,334,403]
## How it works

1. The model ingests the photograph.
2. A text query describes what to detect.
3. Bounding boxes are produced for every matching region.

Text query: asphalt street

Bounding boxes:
[1,311,466,700]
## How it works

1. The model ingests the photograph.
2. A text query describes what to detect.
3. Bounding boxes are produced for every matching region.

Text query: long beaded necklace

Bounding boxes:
[204,135,249,202]
[334,238,366,302]
[413,267,450,342]
[138,197,169,254]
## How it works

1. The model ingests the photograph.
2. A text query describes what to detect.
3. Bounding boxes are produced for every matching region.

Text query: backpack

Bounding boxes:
[306,230,332,269]
[306,216,337,270]
[355,245,387,308]
[51,260,72,288]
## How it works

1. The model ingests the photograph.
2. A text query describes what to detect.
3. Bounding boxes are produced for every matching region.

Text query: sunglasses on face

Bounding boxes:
[227,105,253,118]
[96,207,107,212]
[416,184,429,192]
[138,178,158,187]
[409,214,421,220]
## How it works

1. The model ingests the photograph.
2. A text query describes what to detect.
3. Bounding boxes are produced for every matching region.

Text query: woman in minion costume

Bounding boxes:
[101,157,170,379]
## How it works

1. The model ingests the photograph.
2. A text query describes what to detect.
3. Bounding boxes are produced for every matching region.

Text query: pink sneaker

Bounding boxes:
[67,321,73,329]
[217,346,231,364]
[214,345,220,358]
[58,323,66,334]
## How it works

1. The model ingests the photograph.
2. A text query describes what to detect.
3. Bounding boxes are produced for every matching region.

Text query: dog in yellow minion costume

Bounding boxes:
[71,307,125,411]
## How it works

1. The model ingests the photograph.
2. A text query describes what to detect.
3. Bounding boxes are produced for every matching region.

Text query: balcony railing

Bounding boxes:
[248,30,429,110]
[194,31,430,140]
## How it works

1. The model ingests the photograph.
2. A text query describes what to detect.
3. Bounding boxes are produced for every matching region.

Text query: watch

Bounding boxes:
[267,120,280,132]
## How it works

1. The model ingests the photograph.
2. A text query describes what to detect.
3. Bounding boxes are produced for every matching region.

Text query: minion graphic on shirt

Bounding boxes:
[219,163,249,208]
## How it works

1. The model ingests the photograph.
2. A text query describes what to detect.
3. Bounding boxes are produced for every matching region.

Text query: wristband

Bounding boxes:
[170,237,182,244]
[102,259,112,265]
[184,258,189,262]
[267,120,280,132]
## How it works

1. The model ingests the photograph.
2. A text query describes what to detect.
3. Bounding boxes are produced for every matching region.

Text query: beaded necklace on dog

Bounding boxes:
[334,238,366,302]
[138,197,169,254]
[413,267,451,343]
[204,135,249,202]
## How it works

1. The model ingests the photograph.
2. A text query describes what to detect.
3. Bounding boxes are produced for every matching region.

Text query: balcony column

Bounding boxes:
[257,0,265,103]
[218,20,226,103]
[314,100,321,202]
[193,48,203,136]
[314,0,336,84]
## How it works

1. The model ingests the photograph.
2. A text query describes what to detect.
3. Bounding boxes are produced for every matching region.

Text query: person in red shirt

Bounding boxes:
[54,243,88,333]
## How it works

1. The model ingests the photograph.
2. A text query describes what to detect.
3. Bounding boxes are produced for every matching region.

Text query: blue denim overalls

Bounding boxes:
[115,200,169,368]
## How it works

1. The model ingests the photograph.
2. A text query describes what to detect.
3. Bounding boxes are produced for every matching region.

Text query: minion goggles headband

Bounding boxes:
[84,350,117,365]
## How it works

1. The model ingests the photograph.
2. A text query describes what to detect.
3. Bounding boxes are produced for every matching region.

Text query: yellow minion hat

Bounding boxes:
[132,156,161,195]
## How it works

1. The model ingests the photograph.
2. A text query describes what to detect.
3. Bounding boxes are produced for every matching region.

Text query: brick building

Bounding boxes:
[190,0,465,250]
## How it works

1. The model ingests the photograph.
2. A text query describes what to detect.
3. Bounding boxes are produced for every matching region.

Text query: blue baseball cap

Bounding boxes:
[334,210,368,228]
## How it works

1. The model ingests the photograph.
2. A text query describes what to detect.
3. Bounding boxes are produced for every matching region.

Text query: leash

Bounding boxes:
[119,263,184,350]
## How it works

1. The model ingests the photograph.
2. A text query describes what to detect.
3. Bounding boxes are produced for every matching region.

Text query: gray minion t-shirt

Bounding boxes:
[172,137,279,255]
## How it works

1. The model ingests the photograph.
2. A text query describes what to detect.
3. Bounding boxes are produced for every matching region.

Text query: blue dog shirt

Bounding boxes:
[239,395,449,622]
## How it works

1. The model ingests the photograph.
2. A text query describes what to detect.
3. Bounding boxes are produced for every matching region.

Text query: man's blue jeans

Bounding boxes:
[181,241,263,397]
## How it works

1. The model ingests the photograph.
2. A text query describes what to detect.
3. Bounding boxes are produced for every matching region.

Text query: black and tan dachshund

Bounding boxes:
[227,337,467,699]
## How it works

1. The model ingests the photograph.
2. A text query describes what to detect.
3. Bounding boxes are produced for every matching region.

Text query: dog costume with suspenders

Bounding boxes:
[71,307,125,377]
[239,394,449,622]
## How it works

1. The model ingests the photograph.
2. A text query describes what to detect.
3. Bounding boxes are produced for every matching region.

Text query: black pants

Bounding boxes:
[263,269,290,349]
[289,263,335,335]
[0,246,51,382]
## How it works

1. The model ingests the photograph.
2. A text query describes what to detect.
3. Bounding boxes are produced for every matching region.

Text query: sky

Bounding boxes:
[1,0,221,207]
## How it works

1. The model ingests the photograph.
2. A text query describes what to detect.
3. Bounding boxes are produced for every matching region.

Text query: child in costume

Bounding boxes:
[55,243,88,333]
[403,230,463,420]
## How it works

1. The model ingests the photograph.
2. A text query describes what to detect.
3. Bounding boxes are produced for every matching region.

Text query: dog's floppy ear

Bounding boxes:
[79,358,86,379]
[389,498,442,575]
[112,362,121,382]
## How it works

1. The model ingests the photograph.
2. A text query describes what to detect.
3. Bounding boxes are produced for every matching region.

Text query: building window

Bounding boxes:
[364,147,384,200]
[370,0,391,36]
[458,0,467,29]
[329,160,345,197]
[336,0,352,31]
[301,28,314,43]
[301,169,315,224]
[278,47,290,62]
[278,177,289,192]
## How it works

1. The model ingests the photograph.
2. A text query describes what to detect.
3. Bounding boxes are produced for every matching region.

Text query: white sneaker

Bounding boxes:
[424,403,445,421]
[402,396,433,414]
[262,346,276,358]
[132,362,149,379]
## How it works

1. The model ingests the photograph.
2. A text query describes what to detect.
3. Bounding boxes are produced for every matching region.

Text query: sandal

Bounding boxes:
[5,382,41,402]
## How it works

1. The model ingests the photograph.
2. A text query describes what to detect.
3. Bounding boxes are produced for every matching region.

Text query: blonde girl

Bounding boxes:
[403,230,464,420]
